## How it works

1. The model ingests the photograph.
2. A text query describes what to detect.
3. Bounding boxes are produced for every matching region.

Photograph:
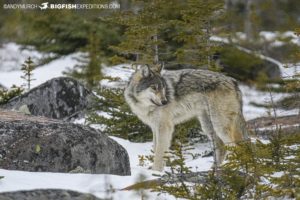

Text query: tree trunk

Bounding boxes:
[244,0,254,41]
[153,34,159,64]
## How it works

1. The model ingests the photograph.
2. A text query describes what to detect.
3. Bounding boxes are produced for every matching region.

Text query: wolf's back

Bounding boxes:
[163,69,237,98]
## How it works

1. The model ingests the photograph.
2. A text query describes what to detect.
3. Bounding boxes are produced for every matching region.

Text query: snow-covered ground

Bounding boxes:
[0,42,298,199]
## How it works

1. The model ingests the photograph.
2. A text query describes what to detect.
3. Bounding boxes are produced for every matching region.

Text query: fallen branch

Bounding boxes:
[121,170,248,191]
[122,171,212,191]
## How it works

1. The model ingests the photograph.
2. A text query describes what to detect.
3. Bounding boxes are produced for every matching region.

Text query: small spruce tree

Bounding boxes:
[21,57,35,90]
[85,31,104,88]
[173,0,224,69]
[65,30,105,89]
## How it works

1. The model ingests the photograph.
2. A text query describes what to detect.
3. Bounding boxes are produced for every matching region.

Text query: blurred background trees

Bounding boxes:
[1,0,299,87]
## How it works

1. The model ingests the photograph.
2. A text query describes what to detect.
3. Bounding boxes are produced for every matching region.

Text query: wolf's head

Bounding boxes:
[128,64,169,107]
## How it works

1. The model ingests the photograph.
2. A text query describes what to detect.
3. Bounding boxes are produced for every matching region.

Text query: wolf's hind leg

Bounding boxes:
[214,136,226,166]
[198,113,226,166]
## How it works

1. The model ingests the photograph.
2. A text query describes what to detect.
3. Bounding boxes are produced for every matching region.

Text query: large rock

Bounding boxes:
[0,109,130,175]
[1,77,94,120]
[0,189,102,200]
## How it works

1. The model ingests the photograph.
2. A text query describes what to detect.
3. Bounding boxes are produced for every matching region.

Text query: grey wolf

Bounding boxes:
[124,64,249,171]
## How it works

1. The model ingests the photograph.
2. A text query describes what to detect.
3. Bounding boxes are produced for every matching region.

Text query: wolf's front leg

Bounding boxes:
[152,123,174,171]
[152,129,156,153]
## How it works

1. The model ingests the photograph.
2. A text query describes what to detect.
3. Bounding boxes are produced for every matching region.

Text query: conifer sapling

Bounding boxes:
[21,57,36,90]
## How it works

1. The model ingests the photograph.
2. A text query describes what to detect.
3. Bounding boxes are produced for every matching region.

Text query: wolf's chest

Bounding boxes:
[130,105,158,126]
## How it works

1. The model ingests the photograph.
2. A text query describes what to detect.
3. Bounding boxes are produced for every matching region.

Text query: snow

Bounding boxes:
[280,63,300,79]
[113,136,213,173]
[235,32,247,40]
[0,43,46,72]
[259,30,300,46]
[270,171,284,178]
[239,84,299,120]
[0,42,299,199]
[210,35,230,43]
[72,117,86,125]
[236,31,300,46]
[103,64,133,82]
[259,31,277,41]
[101,64,134,88]
[0,168,166,200]
[0,52,83,88]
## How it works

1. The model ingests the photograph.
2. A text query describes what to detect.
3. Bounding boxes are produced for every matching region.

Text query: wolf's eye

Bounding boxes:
[150,85,157,91]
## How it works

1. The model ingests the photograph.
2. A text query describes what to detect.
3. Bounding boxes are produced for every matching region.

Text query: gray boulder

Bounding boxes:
[0,109,131,175]
[1,77,94,120]
[0,189,102,200]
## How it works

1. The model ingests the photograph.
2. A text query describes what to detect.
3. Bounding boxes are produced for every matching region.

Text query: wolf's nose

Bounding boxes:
[162,100,168,105]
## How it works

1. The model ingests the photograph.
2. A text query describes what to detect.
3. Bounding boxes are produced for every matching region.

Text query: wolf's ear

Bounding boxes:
[140,65,151,77]
[152,63,163,74]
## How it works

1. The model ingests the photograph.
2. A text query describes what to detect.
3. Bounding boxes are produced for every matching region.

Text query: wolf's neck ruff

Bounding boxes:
[124,65,249,171]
